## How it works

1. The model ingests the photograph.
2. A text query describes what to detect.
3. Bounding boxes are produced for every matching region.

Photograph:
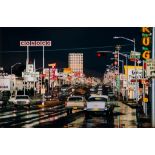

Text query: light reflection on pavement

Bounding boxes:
[0,101,137,128]
[114,102,137,128]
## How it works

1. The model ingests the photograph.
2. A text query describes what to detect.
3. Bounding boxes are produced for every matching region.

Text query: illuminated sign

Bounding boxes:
[63,68,72,74]
[141,27,152,60]
[0,78,10,91]
[130,51,141,61]
[48,63,56,68]
[20,41,52,47]
[124,66,143,84]
[27,64,34,73]
[146,59,155,77]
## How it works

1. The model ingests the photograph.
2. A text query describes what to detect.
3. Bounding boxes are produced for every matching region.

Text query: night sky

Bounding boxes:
[0,27,142,77]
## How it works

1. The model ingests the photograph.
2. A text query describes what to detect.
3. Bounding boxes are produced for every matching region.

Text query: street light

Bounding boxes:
[113,36,135,51]
[10,62,21,96]
[11,62,21,75]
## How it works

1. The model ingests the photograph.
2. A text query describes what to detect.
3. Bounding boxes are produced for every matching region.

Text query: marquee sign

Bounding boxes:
[20,41,52,47]
[141,27,152,60]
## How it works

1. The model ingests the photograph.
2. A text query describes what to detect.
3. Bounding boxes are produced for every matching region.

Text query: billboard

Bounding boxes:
[22,72,39,82]
[124,66,143,82]
[20,41,52,47]
[0,77,10,91]
[146,59,155,77]
[43,68,58,80]
[63,68,72,74]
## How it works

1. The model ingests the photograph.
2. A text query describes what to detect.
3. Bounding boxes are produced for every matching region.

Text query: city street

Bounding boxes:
[0,27,154,128]
[0,101,137,128]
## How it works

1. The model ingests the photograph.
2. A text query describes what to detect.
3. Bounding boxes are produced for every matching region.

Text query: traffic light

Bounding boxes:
[113,52,118,66]
[96,52,106,58]
[97,52,101,57]
[114,53,118,58]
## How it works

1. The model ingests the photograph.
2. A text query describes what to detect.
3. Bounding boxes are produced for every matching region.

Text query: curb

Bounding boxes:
[121,101,138,109]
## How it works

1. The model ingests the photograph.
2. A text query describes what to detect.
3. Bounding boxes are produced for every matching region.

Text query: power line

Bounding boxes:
[0,44,133,53]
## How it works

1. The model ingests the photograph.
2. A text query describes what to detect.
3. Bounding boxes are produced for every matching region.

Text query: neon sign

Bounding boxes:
[141,27,152,60]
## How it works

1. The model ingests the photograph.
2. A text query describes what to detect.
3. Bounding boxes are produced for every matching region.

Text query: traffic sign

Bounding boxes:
[146,59,155,77]
[130,51,141,60]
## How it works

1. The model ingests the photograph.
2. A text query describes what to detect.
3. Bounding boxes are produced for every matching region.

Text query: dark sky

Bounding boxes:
[0,27,142,77]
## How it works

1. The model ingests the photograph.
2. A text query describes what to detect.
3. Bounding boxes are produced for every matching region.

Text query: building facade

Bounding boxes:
[68,53,83,73]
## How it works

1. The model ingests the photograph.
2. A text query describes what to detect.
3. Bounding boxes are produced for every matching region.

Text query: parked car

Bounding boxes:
[13,95,31,108]
[65,96,86,115]
[84,95,113,118]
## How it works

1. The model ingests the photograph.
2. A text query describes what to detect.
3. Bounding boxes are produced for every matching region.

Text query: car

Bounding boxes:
[8,95,16,104]
[65,96,86,115]
[90,87,97,95]
[44,93,52,101]
[13,95,31,108]
[84,95,113,118]
[98,85,103,91]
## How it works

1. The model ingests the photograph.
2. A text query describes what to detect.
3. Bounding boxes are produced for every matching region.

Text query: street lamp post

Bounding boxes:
[11,62,21,75]
[10,62,21,96]
[113,36,135,51]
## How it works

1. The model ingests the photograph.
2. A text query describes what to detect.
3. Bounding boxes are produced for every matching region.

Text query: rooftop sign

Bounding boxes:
[20,41,52,47]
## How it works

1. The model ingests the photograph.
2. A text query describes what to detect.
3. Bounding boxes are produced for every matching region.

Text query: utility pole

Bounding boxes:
[152,27,155,127]
[125,54,129,102]
[142,60,147,116]
[116,45,121,99]
[42,46,45,105]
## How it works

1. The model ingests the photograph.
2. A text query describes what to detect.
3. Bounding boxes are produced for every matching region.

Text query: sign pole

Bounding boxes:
[152,27,155,127]
[42,46,45,105]
[142,60,147,115]
[126,56,129,102]
[43,46,45,73]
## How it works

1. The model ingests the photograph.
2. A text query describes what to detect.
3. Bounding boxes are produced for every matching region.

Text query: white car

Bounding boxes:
[85,95,113,118]
[65,96,86,115]
[8,96,16,104]
[13,95,31,108]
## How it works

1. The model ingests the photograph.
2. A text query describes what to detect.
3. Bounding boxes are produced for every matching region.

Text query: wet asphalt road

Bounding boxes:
[0,101,137,128]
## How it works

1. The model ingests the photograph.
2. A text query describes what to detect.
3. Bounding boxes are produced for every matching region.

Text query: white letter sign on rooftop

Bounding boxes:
[20,41,52,47]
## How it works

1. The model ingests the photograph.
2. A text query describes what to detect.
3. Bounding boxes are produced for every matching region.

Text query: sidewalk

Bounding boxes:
[114,101,137,128]
[122,100,152,128]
